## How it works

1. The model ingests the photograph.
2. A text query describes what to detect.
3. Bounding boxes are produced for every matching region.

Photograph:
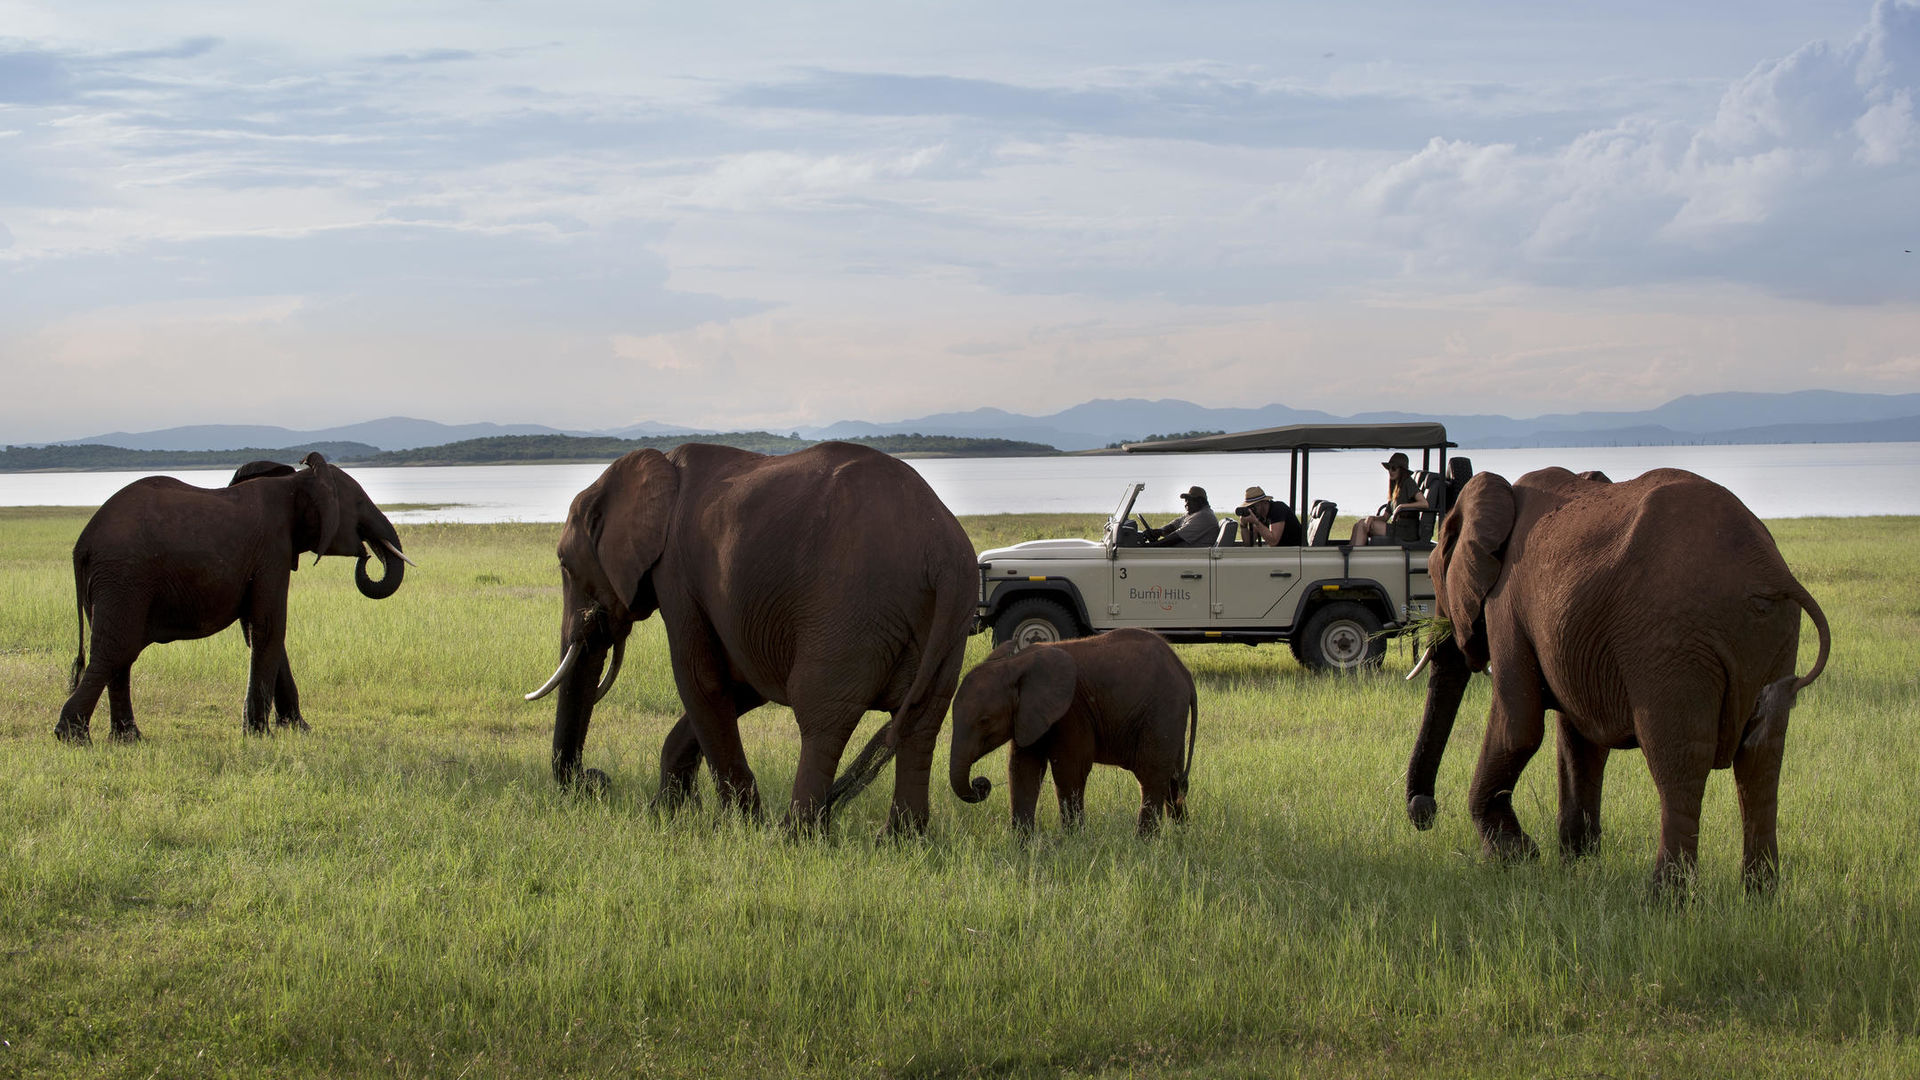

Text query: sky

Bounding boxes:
[2,0,1918,441]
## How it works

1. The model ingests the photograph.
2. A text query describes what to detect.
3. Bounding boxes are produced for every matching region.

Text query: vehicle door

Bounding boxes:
[1210,544,1305,626]
[1108,546,1213,627]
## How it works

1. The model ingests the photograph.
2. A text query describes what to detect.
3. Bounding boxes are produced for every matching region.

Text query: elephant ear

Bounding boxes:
[292,452,342,568]
[1012,647,1079,748]
[558,449,679,623]
[1431,471,1515,672]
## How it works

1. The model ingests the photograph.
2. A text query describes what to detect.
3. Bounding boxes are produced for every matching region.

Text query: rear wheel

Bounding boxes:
[992,598,1079,651]
[1296,601,1385,673]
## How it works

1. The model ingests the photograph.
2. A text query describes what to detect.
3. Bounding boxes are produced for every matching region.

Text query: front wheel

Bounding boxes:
[1295,601,1385,673]
[991,597,1080,651]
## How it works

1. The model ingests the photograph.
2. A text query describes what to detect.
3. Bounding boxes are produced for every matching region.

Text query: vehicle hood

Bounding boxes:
[979,539,1105,562]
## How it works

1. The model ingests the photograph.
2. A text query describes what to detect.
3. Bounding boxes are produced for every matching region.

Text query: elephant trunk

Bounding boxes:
[1405,634,1472,829]
[354,536,407,600]
[951,738,992,803]
[550,641,608,786]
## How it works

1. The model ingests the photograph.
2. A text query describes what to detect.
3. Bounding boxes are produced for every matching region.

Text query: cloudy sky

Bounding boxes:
[3,0,1918,441]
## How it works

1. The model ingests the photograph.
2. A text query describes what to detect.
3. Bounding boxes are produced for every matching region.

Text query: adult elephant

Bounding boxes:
[526,441,978,834]
[1403,467,1829,894]
[56,452,411,743]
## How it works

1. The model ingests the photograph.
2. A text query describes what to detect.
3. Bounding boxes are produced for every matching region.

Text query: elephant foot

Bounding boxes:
[884,803,930,837]
[54,722,91,746]
[1407,794,1439,830]
[1483,830,1540,864]
[1648,859,1697,904]
[571,767,612,796]
[108,726,143,744]
[275,716,312,733]
[650,777,700,816]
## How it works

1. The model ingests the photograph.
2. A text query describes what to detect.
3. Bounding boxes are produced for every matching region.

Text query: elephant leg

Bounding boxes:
[106,665,141,743]
[1051,754,1092,831]
[1008,747,1048,834]
[1467,660,1547,862]
[1733,732,1787,896]
[653,714,705,813]
[1638,708,1716,898]
[243,635,283,735]
[271,655,308,732]
[58,629,139,745]
[786,702,865,833]
[1555,716,1608,859]
[670,641,762,817]
[1136,764,1181,834]
[883,685,956,836]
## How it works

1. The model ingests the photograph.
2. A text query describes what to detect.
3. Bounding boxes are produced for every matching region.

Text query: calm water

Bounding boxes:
[2,443,1912,523]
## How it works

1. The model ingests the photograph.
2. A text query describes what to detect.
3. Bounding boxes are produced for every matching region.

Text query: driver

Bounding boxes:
[1143,486,1219,547]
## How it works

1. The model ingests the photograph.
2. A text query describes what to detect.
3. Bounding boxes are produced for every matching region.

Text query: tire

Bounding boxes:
[1295,601,1386,673]
[992,597,1080,651]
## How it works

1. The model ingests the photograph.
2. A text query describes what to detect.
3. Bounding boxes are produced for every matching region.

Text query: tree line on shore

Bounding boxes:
[0,432,1062,472]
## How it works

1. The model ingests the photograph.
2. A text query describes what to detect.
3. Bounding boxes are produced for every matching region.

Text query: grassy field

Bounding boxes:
[0,507,1915,1078]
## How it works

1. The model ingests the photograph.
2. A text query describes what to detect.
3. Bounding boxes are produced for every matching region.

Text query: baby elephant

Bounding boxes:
[949,627,1196,834]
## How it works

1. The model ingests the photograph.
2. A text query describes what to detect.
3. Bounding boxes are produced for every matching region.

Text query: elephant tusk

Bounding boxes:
[1406,640,1438,682]
[593,636,625,704]
[525,642,582,702]
[379,538,417,568]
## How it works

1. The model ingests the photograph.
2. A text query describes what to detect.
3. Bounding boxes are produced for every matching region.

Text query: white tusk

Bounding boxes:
[379,538,417,567]
[593,636,625,704]
[1405,640,1438,682]
[525,642,582,701]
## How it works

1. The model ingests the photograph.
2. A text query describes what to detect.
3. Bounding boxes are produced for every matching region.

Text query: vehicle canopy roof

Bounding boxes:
[1123,422,1452,453]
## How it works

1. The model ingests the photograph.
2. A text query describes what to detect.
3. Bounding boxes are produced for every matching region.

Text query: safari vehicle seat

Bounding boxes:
[1445,457,1473,505]
[1307,500,1338,546]
[1216,519,1240,546]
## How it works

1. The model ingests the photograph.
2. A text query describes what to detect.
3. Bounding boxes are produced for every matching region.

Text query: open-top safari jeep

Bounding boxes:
[974,423,1466,672]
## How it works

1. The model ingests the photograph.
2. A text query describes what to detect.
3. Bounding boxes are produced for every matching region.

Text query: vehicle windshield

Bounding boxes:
[1103,482,1145,548]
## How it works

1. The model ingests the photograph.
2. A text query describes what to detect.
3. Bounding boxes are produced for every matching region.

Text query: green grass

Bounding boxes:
[1,509,1915,1078]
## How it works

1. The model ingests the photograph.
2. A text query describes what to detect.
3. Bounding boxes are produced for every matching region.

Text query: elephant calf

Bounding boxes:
[951,628,1197,834]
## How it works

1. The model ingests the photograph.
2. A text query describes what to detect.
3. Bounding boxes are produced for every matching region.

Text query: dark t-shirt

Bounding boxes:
[1244,501,1303,546]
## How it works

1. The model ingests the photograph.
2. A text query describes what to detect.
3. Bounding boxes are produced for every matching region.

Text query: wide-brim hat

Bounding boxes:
[1181,485,1208,502]
[1242,486,1270,504]
[1382,452,1410,471]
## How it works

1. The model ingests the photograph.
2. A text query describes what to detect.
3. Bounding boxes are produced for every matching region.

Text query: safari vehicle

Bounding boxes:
[974,423,1466,672]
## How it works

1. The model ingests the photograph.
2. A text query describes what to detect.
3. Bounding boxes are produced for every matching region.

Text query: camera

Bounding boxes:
[1234,504,1255,516]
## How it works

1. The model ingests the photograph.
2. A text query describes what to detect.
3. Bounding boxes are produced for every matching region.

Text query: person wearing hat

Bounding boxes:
[1143,485,1219,547]
[1349,451,1427,547]
[1236,485,1303,547]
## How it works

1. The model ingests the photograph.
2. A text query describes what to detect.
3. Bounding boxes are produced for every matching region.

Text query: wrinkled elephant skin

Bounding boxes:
[57,453,409,743]
[1405,467,1830,895]
[535,441,978,835]
[950,627,1197,835]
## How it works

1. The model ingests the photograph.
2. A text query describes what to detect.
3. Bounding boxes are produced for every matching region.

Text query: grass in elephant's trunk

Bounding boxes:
[0,509,1915,1078]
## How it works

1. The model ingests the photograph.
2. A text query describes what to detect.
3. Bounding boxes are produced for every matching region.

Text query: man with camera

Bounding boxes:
[1236,485,1302,547]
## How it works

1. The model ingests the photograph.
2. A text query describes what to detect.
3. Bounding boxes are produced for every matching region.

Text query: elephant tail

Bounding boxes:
[825,720,897,811]
[1741,584,1832,752]
[68,560,89,692]
[1789,585,1831,694]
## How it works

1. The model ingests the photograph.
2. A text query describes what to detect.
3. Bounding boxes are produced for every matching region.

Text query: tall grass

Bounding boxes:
[0,509,1915,1077]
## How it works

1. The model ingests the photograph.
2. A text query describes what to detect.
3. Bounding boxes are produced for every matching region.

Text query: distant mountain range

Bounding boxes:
[35,391,1920,453]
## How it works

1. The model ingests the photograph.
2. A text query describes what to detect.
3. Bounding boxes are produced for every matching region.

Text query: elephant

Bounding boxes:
[950,627,1197,834]
[525,441,978,834]
[1403,467,1830,894]
[56,452,410,743]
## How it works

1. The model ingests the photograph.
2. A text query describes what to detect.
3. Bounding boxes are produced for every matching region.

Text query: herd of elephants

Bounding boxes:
[49,441,1829,896]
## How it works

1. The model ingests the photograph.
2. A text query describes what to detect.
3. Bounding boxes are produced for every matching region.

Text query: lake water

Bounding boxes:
[2,442,1913,523]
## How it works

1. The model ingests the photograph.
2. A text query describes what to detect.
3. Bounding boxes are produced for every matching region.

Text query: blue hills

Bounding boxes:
[42,391,1920,453]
